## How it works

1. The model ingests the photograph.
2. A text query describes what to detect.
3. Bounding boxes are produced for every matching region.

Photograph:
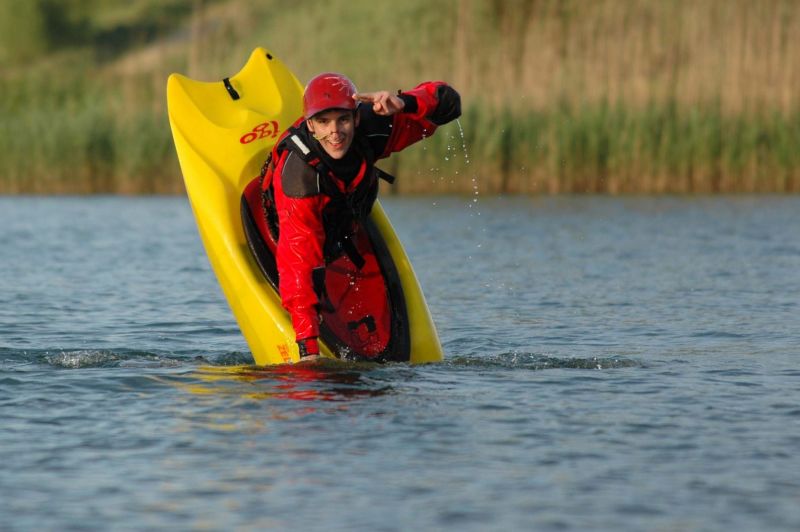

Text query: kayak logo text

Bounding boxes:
[240,121,280,144]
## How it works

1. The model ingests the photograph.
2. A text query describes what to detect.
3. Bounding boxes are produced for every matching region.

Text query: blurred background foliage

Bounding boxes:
[1,0,798,194]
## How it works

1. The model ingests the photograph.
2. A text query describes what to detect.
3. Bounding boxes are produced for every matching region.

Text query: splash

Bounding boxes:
[445,352,642,371]
[41,349,189,369]
[455,119,478,206]
[44,350,123,368]
[451,120,479,216]
[455,118,471,166]
[449,118,484,260]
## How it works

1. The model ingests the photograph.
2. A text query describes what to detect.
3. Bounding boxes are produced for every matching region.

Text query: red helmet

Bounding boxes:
[303,72,358,119]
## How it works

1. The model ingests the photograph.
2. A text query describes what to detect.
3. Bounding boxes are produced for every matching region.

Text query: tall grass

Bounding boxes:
[0,65,181,193]
[398,102,800,194]
[1,0,799,194]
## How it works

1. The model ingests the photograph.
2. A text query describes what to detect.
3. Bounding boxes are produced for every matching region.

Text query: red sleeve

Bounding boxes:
[273,161,326,341]
[379,81,446,158]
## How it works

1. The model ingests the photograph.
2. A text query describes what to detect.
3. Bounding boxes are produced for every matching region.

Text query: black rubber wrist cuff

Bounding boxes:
[398,93,418,114]
[298,338,319,357]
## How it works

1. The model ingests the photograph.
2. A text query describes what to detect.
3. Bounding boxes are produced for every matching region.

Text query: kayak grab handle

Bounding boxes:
[222,77,240,101]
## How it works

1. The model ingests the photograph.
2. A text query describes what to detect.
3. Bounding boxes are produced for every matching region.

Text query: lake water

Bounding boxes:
[1,195,799,531]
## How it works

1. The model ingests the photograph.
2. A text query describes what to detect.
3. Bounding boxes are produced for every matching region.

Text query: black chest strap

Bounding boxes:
[263,123,397,269]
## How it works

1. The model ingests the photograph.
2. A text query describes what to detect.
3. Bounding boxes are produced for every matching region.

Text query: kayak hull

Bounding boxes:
[166,47,443,365]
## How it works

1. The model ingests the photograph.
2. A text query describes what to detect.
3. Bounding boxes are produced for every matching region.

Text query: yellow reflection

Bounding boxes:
[175,361,390,405]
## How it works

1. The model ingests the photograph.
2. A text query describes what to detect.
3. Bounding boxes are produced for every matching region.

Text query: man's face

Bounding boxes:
[306,109,359,160]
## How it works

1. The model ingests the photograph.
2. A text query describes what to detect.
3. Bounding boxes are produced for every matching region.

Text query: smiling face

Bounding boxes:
[306,109,359,159]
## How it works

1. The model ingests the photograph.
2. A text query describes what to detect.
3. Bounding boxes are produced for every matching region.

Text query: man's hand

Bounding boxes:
[297,337,320,360]
[354,91,405,116]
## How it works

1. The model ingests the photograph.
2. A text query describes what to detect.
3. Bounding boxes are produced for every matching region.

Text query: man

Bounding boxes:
[262,72,460,360]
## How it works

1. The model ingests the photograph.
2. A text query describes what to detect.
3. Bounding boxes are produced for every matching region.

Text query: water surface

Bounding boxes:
[1,195,799,530]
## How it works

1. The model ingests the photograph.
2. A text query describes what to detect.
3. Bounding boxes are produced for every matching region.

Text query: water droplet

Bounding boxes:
[455,119,471,165]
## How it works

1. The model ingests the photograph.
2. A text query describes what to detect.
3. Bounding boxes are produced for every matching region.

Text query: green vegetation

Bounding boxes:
[414,103,800,194]
[1,0,799,194]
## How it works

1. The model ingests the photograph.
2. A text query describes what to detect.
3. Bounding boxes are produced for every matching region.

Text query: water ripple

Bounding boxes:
[3,197,800,531]
[445,352,641,370]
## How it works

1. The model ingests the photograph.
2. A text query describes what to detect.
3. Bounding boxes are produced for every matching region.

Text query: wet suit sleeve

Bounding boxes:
[398,81,462,126]
[273,162,326,342]
[359,81,462,159]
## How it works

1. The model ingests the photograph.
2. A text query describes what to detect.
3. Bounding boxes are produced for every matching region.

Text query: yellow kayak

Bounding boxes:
[166,47,443,365]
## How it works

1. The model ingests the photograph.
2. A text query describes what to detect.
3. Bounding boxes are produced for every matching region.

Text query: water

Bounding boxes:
[2,195,799,531]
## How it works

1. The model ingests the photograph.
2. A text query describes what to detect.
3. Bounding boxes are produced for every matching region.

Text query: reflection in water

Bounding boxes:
[182,361,393,403]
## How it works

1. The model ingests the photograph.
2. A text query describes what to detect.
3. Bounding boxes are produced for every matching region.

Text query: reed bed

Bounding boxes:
[396,102,800,194]
[1,0,798,194]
